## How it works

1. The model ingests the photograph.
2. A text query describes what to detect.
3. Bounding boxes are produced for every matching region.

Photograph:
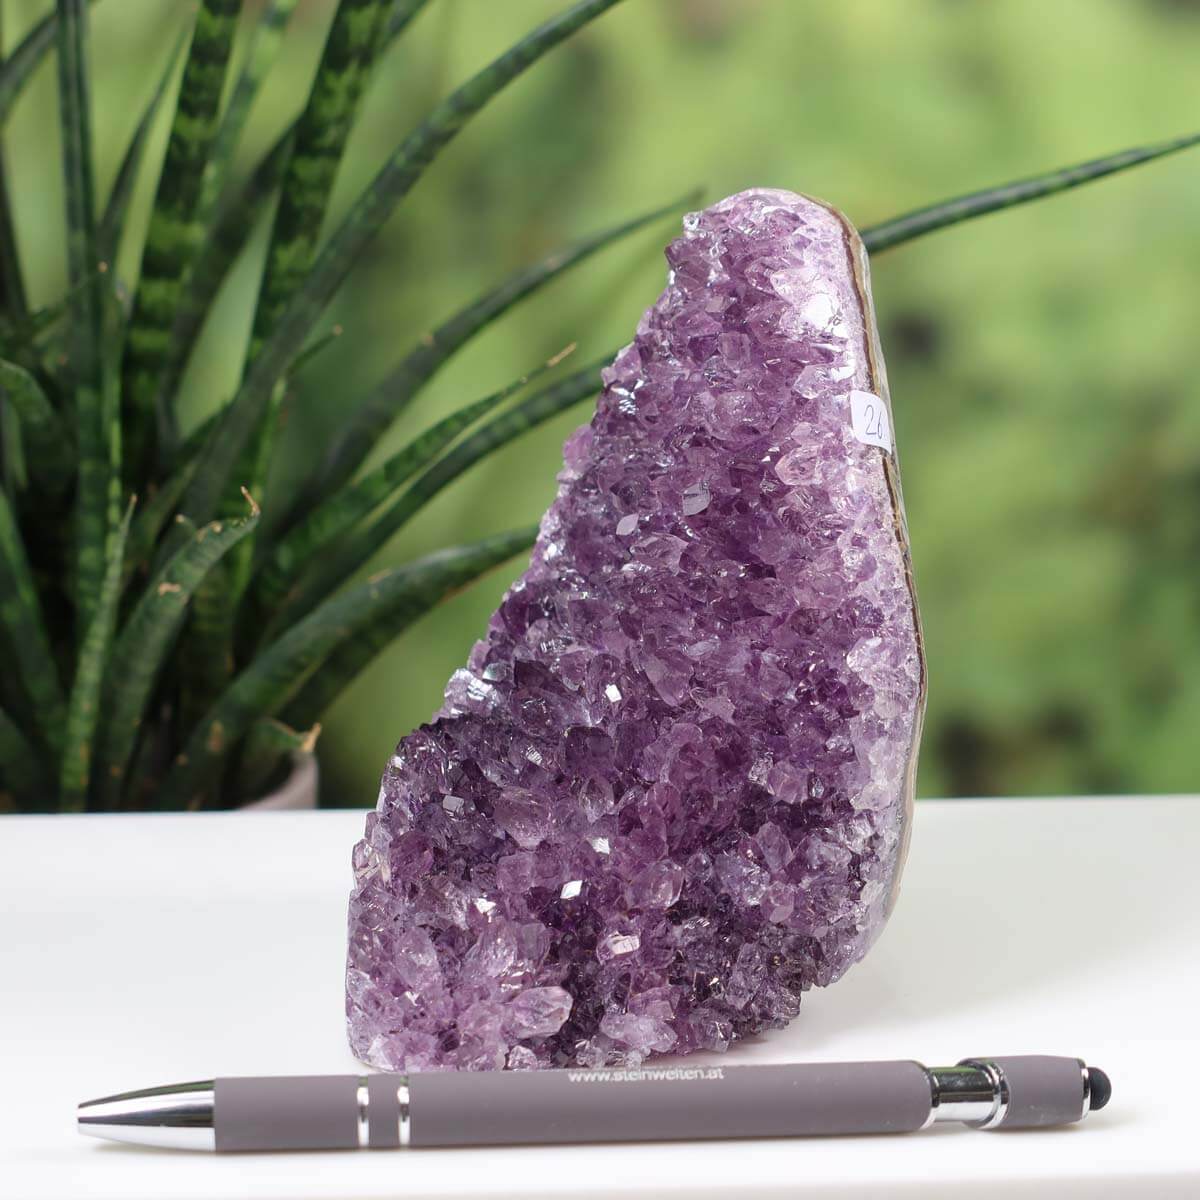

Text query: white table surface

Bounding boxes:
[2,796,1198,1199]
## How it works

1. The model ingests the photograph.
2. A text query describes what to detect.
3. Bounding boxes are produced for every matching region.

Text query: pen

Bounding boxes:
[79,1055,1111,1152]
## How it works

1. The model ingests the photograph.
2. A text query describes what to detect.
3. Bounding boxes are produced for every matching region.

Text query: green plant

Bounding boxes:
[0,1,1195,812]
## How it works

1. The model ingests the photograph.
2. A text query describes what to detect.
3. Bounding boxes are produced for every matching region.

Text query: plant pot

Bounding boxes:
[240,753,319,811]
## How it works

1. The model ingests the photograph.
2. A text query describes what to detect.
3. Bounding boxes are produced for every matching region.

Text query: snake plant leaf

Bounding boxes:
[0,5,66,320]
[0,703,50,808]
[286,530,540,729]
[251,0,389,353]
[121,460,196,589]
[97,29,190,268]
[0,358,73,494]
[158,0,294,513]
[0,488,66,749]
[2,3,103,323]
[59,496,134,812]
[176,558,236,755]
[121,0,240,473]
[167,404,224,474]
[0,160,26,323]
[284,530,539,729]
[180,0,625,531]
[256,350,567,618]
[862,129,1200,253]
[177,410,281,732]
[286,323,343,378]
[0,6,58,124]
[0,272,89,353]
[95,494,260,811]
[313,188,698,502]
[158,526,537,809]
[220,0,392,614]
[270,357,605,637]
[185,381,287,721]
[55,0,101,376]
[97,279,127,569]
[56,0,114,631]
[195,0,299,229]
[148,124,296,445]
[233,715,320,803]
[211,381,282,627]
[0,387,24,488]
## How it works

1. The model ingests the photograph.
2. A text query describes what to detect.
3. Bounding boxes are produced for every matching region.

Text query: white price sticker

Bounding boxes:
[849,390,892,452]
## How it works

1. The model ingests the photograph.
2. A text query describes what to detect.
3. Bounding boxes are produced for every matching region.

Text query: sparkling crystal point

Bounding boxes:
[347,188,925,1071]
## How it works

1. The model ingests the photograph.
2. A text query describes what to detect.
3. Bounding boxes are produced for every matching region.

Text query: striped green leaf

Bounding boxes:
[120,708,167,812]
[177,407,277,742]
[250,0,388,354]
[210,378,281,610]
[97,29,190,267]
[0,385,24,488]
[0,487,66,749]
[0,6,65,321]
[313,188,697,502]
[0,7,58,124]
[286,323,343,378]
[270,357,604,636]
[0,159,26,323]
[0,704,49,808]
[180,0,626,531]
[95,494,260,810]
[175,558,235,767]
[59,496,134,812]
[0,358,73,493]
[256,351,566,617]
[862,129,1200,253]
[98,278,127,583]
[167,406,221,474]
[284,532,539,728]
[56,0,113,632]
[149,125,295,448]
[159,527,535,809]
[219,0,391,613]
[121,462,196,589]
[0,277,82,360]
[121,0,239,473]
[151,0,294,515]
[195,0,298,230]
[55,0,101,374]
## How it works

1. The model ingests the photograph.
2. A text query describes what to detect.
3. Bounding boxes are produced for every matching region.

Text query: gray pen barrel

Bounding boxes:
[215,1076,360,1152]
[979,1056,1090,1129]
[214,1061,932,1151]
[408,1060,930,1147]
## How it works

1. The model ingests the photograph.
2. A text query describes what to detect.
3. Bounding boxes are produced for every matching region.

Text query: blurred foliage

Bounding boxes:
[4,0,1199,802]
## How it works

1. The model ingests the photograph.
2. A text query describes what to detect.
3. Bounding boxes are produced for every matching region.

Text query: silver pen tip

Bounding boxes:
[78,1081,216,1151]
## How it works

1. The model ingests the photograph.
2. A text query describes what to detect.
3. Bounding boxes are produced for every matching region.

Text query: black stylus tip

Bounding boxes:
[1087,1066,1112,1112]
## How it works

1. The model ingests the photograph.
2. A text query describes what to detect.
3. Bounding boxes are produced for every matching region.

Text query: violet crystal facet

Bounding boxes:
[347,189,925,1071]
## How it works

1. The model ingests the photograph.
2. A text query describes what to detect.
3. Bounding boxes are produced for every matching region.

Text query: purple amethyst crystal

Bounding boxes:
[347,189,925,1071]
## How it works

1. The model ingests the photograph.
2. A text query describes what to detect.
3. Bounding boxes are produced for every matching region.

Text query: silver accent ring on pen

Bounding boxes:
[960,1059,1010,1129]
[397,1082,411,1148]
[356,1078,370,1148]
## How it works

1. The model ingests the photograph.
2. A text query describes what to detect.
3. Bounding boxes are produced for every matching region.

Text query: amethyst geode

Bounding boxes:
[347,189,925,1071]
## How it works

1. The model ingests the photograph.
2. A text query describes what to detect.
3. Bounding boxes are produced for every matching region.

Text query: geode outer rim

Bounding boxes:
[800,189,927,914]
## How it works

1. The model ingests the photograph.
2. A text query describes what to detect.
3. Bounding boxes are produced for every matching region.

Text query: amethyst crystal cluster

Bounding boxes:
[347,189,925,1071]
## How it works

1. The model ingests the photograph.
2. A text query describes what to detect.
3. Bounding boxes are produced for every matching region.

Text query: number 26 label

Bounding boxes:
[849,390,893,453]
